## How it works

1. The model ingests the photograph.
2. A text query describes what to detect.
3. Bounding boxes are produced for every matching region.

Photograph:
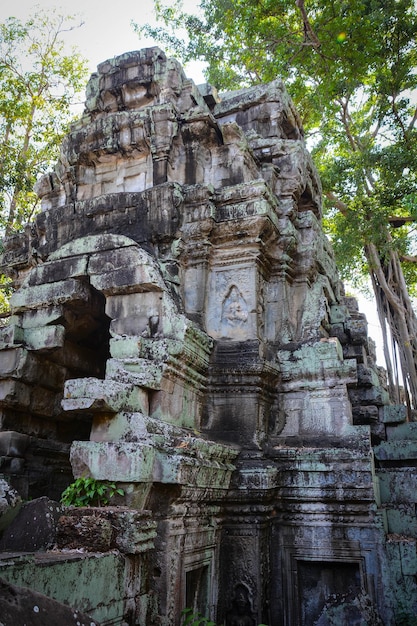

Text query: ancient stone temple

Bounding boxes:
[0,48,416,625]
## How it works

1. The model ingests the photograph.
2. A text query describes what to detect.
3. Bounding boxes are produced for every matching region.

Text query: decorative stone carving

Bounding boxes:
[226,583,256,626]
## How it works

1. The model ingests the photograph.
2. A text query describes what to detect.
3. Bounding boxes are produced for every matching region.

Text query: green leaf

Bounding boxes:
[0,9,88,238]
[60,477,124,507]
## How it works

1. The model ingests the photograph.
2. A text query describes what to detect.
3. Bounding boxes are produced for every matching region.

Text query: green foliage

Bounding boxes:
[0,239,12,317]
[137,0,417,295]
[181,608,216,626]
[0,9,89,236]
[60,477,125,507]
[0,273,12,318]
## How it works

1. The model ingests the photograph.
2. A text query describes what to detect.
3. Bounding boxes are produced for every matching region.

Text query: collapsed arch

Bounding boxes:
[0,234,166,497]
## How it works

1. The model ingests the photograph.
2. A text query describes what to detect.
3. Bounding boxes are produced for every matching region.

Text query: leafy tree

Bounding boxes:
[0,10,88,236]
[136,0,417,410]
[0,272,12,319]
[0,9,89,314]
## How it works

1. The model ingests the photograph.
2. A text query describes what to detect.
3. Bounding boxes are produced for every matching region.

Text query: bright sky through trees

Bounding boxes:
[0,0,206,81]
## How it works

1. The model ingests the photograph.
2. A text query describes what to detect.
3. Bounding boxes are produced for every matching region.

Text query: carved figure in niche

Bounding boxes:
[221,286,248,328]
[226,583,256,626]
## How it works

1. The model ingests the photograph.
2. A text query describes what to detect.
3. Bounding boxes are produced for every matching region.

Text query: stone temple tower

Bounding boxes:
[0,48,416,625]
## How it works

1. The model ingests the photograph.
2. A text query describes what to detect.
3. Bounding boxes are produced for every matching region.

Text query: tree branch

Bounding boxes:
[400,254,417,263]
[325,191,349,216]
[365,243,406,315]
[295,0,321,48]
[408,104,417,132]
[388,216,416,228]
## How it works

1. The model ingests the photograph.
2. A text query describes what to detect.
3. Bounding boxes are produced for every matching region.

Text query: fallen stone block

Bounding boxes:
[0,578,101,626]
[0,496,63,551]
[0,431,30,457]
[57,506,157,554]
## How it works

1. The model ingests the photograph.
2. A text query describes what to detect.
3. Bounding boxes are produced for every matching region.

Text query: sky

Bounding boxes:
[0,0,386,364]
[0,0,206,82]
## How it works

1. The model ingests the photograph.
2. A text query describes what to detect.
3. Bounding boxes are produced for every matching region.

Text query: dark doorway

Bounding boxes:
[186,565,210,618]
[297,560,361,626]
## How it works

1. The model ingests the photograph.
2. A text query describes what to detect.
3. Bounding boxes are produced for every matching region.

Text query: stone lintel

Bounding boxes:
[27,255,89,286]
[70,439,237,488]
[91,266,164,296]
[10,278,92,313]
[62,377,149,415]
[48,233,141,260]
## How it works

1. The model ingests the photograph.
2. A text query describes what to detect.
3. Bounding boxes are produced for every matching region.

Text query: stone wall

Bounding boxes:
[0,47,416,625]
[0,550,149,624]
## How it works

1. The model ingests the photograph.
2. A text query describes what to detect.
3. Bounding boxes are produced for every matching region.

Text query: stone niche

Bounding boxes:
[0,47,416,625]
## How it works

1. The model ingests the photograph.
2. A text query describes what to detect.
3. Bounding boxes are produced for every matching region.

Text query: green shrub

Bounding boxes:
[60,476,124,507]
[181,608,216,626]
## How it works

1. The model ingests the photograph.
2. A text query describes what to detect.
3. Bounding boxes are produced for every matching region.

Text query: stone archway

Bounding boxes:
[56,281,111,381]
[0,234,170,497]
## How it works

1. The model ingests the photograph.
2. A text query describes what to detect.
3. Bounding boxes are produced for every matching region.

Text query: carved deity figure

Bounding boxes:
[221,286,248,327]
[225,583,256,626]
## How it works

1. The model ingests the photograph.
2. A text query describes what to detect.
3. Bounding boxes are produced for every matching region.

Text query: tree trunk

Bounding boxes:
[365,242,417,414]
[4,100,36,237]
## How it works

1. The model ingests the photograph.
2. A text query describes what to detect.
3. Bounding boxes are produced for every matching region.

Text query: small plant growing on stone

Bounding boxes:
[60,476,124,507]
[181,608,216,626]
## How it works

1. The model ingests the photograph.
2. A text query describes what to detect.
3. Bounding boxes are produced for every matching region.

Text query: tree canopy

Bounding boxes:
[0,9,88,237]
[137,0,417,409]
[0,9,89,315]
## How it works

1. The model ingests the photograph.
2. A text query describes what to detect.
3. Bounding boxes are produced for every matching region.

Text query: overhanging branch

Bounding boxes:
[295,0,321,48]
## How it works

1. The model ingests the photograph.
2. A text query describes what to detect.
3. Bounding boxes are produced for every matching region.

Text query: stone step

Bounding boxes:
[377,468,417,504]
[373,440,417,462]
[385,421,417,440]
[383,505,417,538]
